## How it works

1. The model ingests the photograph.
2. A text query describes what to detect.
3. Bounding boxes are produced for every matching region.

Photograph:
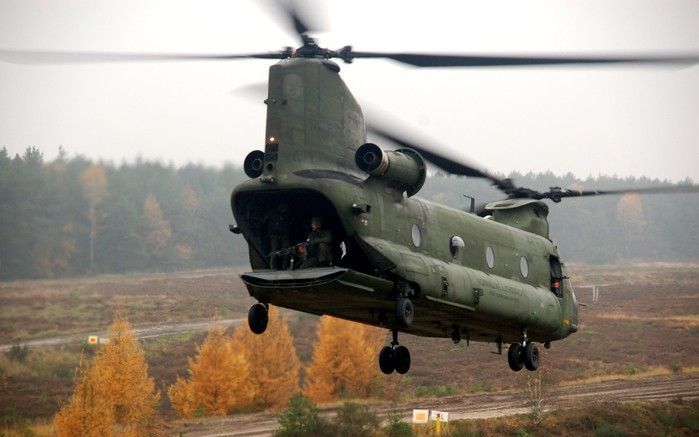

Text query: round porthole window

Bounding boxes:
[485,246,494,268]
[450,236,465,258]
[520,256,529,278]
[411,224,421,248]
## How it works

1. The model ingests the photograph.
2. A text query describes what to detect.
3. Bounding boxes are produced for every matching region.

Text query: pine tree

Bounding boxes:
[234,306,301,410]
[304,316,385,402]
[54,319,163,437]
[169,324,255,417]
[54,356,114,437]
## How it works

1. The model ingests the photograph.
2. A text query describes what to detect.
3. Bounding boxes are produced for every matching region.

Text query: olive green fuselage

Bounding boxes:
[232,58,578,346]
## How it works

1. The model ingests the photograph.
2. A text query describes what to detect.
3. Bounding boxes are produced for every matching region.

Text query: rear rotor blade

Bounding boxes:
[348,51,699,68]
[551,184,699,200]
[366,122,514,192]
[0,50,287,65]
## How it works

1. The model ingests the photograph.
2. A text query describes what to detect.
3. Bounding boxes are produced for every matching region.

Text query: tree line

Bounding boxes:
[1,146,697,280]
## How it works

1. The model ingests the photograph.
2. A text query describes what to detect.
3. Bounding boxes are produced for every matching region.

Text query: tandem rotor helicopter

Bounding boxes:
[3,1,698,375]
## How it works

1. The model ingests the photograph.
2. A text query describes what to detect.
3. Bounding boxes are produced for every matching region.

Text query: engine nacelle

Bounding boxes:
[355,143,426,197]
[244,150,265,178]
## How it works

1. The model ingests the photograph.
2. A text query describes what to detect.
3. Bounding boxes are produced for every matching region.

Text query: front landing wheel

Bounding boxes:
[379,346,395,374]
[248,303,268,334]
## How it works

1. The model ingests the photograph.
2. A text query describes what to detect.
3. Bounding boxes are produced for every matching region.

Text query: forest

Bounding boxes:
[1,146,697,280]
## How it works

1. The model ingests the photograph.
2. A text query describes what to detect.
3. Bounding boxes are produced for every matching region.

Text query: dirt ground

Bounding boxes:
[168,373,699,437]
[1,263,698,423]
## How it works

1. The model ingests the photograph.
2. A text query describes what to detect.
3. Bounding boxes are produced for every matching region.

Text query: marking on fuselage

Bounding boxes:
[337,280,374,292]
[425,295,475,311]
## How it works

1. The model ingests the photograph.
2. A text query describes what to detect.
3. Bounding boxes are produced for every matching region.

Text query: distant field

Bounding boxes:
[0,268,252,343]
[1,263,698,422]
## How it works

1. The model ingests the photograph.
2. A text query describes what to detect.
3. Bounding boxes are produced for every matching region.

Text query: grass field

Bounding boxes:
[1,263,698,426]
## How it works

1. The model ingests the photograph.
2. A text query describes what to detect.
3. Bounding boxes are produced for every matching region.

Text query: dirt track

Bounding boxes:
[169,373,699,437]
[0,318,244,352]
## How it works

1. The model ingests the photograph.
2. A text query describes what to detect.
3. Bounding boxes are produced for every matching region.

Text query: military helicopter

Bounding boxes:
[227,3,699,375]
[3,1,698,375]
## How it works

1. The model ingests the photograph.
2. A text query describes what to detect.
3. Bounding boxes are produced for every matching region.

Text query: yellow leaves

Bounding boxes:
[142,195,172,254]
[304,316,386,403]
[79,164,109,207]
[168,325,254,417]
[169,307,302,417]
[53,319,163,437]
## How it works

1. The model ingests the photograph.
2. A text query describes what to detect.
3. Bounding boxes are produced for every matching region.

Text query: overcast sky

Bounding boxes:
[0,0,698,182]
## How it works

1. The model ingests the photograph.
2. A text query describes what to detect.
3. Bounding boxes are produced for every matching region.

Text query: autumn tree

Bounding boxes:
[79,163,108,272]
[142,194,172,258]
[616,193,648,257]
[169,324,254,417]
[304,316,386,402]
[54,319,163,437]
[234,306,301,410]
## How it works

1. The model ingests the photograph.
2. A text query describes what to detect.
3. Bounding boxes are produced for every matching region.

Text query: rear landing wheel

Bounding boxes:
[507,343,524,372]
[394,345,411,374]
[248,303,268,334]
[523,343,539,371]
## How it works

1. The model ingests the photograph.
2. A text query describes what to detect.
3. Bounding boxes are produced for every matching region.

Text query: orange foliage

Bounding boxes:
[79,164,109,207]
[168,324,254,417]
[304,316,386,402]
[143,195,172,254]
[54,319,163,437]
[234,306,301,409]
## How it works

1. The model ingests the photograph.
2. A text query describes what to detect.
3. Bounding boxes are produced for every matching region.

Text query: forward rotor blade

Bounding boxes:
[366,122,513,191]
[266,0,319,43]
[348,51,699,68]
[553,184,699,200]
[0,50,286,65]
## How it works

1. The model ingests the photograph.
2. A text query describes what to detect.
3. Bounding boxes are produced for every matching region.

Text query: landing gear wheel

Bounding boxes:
[248,303,268,335]
[394,345,411,374]
[507,343,524,372]
[396,297,414,328]
[379,346,395,374]
[523,343,539,371]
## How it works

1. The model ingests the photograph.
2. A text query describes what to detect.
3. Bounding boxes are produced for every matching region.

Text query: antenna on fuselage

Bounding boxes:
[462,195,476,213]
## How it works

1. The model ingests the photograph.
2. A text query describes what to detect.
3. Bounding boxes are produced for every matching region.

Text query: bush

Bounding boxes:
[383,409,413,437]
[275,393,327,437]
[332,402,379,437]
[6,343,29,363]
[414,384,455,398]
[594,422,627,437]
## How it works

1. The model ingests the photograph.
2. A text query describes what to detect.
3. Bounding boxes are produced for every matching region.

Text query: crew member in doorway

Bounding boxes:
[300,217,333,268]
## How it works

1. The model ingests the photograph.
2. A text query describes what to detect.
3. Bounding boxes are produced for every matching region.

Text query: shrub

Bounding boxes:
[6,343,29,363]
[332,402,379,437]
[414,385,455,398]
[383,409,413,437]
[275,393,328,437]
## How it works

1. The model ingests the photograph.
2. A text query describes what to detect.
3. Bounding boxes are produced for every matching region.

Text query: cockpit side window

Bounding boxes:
[550,256,563,297]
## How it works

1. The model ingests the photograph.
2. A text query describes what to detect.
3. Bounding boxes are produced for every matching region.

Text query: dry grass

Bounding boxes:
[0,267,253,343]
[594,312,699,328]
[559,365,699,387]
[0,419,54,436]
